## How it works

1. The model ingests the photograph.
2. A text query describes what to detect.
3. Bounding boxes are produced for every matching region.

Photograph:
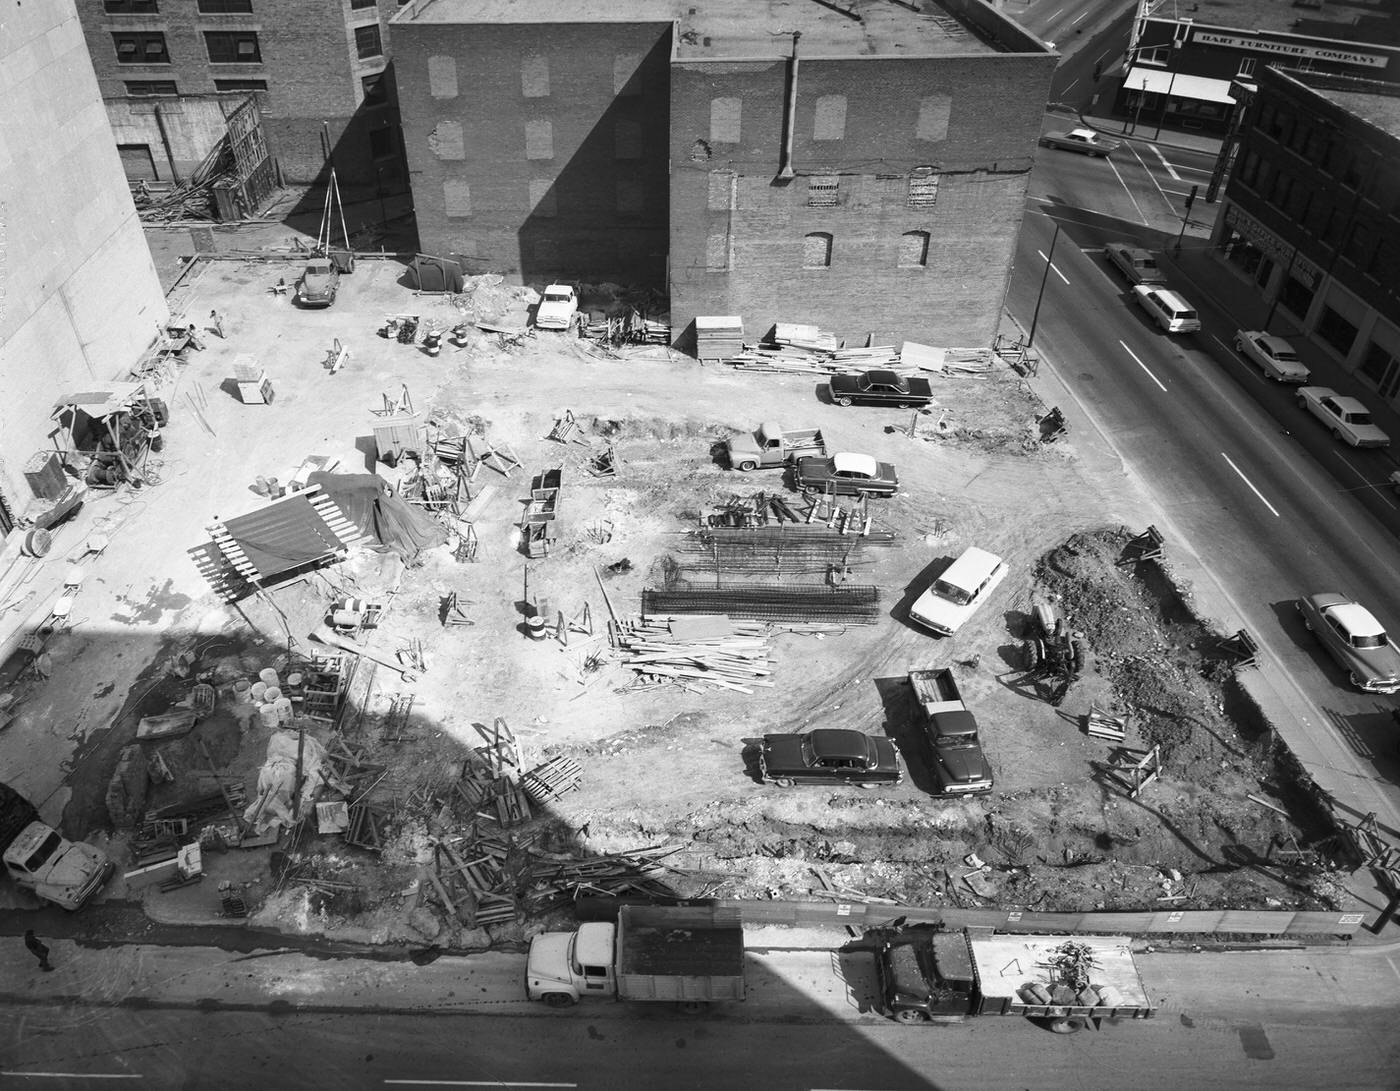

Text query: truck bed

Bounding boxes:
[969,934,1152,1018]
[910,667,960,714]
[616,905,746,1002]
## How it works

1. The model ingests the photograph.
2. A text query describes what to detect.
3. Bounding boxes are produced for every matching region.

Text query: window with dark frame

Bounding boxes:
[126,80,178,96]
[351,0,378,7]
[214,78,267,92]
[807,176,838,208]
[197,0,253,12]
[105,0,160,12]
[205,30,261,64]
[113,32,170,64]
[362,73,388,106]
[354,24,383,59]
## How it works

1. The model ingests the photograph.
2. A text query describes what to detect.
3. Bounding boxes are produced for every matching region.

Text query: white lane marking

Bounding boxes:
[1070,9,1087,21]
[1331,449,1399,510]
[1150,145,1181,181]
[1210,334,1265,384]
[1,1076,142,1081]
[1386,956,1400,984]
[384,1084,577,1089]
[1037,249,1070,285]
[1118,340,1167,392]
[1106,157,1150,225]
[1221,452,1281,517]
[1124,141,1181,217]
[1050,6,1065,16]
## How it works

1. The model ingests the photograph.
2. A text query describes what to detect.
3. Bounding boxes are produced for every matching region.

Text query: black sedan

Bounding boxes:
[793,452,899,496]
[826,370,934,408]
[757,729,902,787]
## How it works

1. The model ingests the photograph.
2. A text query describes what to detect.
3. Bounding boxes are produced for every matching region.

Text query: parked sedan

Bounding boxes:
[1040,128,1119,157]
[826,370,934,408]
[793,452,899,496]
[1233,330,1310,383]
[296,258,340,307]
[1296,593,1400,694]
[757,729,902,787]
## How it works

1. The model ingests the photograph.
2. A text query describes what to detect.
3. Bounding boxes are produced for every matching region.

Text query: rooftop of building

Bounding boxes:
[1143,0,1400,46]
[1279,68,1400,138]
[392,0,1022,58]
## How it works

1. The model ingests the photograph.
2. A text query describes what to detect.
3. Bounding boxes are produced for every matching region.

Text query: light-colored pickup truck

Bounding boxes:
[534,284,578,331]
[1296,387,1390,448]
[725,423,826,471]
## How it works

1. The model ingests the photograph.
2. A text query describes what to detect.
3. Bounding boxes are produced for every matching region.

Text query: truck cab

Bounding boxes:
[534,284,579,331]
[526,921,616,1006]
[876,929,977,1023]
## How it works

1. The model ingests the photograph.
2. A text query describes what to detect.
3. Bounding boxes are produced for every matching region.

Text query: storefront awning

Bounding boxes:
[1126,67,1237,105]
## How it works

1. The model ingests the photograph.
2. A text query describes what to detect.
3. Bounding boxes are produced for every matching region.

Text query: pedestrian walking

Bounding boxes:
[24,930,53,972]
[209,309,226,339]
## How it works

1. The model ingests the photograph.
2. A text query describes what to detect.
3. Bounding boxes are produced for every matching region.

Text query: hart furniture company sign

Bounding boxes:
[1194,30,1388,69]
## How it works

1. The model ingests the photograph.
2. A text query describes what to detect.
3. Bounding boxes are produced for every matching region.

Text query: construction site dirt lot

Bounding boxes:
[7,254,1350,946]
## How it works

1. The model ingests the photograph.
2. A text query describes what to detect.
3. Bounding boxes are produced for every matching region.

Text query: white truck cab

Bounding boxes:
[534,284,579,331]
[526,921,616,1005]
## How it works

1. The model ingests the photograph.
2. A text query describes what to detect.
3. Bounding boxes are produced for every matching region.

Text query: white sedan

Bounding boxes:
[1040,128,1119,157]
[1233,330,1310,383]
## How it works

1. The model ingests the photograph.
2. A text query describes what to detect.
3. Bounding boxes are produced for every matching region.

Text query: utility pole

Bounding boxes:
[1027,221,1062,349]
[1173,185,1197,255]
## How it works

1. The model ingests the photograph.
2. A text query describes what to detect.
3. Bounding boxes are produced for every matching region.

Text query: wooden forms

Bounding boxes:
[612,614,775,694]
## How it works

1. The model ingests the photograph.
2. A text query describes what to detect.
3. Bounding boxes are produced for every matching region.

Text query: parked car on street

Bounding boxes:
[1296,593,1400,694]
[1040,128,1119,157]
[1296,387,1390,447]
[1103,243,1165,285]
[1233,330,1310,383]
[825,370,934,408]
[793,452,899,496]
[757,729,902,787]
[295,258,340,307]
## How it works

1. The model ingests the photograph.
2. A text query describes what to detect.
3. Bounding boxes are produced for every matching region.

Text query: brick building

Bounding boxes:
[391,0,1055,349]
[1213,67,1400,405]
[78,0,407,189]
[1114,0,1400,137]
[0,0,167,532]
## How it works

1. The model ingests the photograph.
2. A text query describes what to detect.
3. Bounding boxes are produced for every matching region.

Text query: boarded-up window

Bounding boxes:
[710,97,741,143]
[807,175,839,208]
[907,168,939,209]
[429,56,458,99]
[708,170,734,211]
[706,232,729,271]
[525,119,553,159]
[803,232,832,269]
[443,180,471,218]
[521,54,549,98]
[617,178,645,214]
[899,230,929,268]
[614,52,641,95]
[429,120,465,160]
[615,120,642,160]
[814,95,847,140]
[917,95,951,142]
[529,179,556,217]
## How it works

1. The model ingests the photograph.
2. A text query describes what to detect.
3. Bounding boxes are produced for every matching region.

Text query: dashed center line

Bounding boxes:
[1037,250,1069,285]
[1118,340,1167,392]
[1221,452,1281,517]
[1,1075,142,1082]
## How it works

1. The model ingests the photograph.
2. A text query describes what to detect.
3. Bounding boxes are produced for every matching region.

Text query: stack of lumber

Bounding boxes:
[520,756,582,804]
[611,614,774,694]
[695,316,745,361]
[523,845,683,910]
[772,323,839,353]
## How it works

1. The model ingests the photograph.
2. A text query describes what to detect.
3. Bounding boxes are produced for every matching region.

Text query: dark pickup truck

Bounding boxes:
[757,728,902,787]
[825,370,934,408]
[909,668,993,795]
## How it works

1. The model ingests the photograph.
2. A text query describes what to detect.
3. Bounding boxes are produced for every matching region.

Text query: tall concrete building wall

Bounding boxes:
[0,0,167,529]
[393,20,673,282]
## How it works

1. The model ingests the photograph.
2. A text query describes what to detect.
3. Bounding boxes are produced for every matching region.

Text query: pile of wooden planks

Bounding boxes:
[520,756,582,804]
[610,614,774,694]
[695,316,745,361]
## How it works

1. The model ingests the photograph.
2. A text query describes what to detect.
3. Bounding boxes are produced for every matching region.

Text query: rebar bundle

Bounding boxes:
[642,585,880,624]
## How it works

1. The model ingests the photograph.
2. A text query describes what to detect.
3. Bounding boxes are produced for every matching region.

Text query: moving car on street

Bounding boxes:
[1132,285,1200,333]
[1295,387,1390,447]
[1039,128,1119,157]
[1103,243,1165,285]
[757,728,902,787]
[1296,593,1400,694]
[825,370,934,408]
[793,452,899,496]
[1233,330,1310,383]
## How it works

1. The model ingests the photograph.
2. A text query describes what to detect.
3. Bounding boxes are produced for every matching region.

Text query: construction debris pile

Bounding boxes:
[612,614,775,694]
[131,138,235,223]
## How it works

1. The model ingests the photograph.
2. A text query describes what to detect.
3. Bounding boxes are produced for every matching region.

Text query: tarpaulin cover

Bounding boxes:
[243,730,328,835]
[308,471,448,562]
[222,494,346,578]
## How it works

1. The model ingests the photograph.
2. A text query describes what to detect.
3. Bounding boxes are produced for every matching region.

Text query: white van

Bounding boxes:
[909,546,1008,636]
[1132,285,1200,334]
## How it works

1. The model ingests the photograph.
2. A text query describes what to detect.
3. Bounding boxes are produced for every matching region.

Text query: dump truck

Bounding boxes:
[867,924,1154,1034]
[909,668,993,795]
[725,423,826,471]
[526,904,745,1010]
[0,783,113,911]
